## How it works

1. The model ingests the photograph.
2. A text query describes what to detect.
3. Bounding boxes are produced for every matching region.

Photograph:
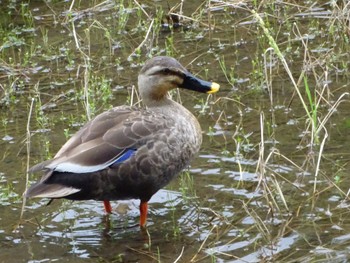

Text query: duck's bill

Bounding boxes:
[181,72,220,94]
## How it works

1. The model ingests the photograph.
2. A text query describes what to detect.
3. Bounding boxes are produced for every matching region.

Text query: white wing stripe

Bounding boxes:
[31,187,81,198]
[48,149,135,173]
[50,161,113,173]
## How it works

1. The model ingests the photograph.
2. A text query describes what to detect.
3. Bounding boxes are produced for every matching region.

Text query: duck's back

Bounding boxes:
[27,101,202,202]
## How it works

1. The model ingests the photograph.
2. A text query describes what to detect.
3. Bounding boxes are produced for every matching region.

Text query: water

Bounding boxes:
[1,1,350,262]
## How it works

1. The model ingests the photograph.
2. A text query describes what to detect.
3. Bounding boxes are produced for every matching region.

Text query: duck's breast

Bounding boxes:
[106,103,203,200]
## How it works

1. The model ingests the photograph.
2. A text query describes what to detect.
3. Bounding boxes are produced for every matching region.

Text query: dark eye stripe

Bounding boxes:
[155,68,185,78]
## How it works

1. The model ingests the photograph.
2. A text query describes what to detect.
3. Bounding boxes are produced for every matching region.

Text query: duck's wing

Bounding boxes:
[29,105,163,175]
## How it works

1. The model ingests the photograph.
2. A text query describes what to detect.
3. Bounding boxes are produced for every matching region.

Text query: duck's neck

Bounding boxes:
[142,94,172,108]
[147,96,199,126]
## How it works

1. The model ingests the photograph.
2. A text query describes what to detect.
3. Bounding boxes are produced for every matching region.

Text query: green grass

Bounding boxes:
[0,179,19,206]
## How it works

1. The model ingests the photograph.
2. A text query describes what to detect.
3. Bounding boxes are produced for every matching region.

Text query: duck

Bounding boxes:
[25,56,220,228]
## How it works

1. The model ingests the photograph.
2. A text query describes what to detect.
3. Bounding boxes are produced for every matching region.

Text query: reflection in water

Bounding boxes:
[22,190,183,260]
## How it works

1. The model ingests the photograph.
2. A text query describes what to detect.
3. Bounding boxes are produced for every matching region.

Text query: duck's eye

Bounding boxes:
[161,68,171,74]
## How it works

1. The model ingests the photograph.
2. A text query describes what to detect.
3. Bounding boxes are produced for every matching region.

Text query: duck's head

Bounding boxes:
[138,56,220,106]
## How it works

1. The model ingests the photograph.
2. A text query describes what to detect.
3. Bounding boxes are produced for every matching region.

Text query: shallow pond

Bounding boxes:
[1,1,350,262]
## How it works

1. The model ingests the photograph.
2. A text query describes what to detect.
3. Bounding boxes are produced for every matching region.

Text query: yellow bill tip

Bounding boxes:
[207,82,220,94]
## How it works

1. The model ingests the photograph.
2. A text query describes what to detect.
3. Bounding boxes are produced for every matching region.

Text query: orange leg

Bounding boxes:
[103,200,112,214]
[139,201,148,228]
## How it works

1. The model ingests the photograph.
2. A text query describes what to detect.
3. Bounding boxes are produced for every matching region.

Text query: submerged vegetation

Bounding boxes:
[0,0,350,262]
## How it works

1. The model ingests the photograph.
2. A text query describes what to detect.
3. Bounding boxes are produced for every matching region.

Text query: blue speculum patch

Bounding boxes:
[113,149,136,164]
